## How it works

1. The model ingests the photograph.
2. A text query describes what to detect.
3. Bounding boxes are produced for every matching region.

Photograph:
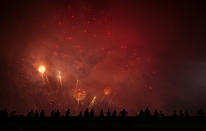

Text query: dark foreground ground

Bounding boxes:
[1,117,206,129]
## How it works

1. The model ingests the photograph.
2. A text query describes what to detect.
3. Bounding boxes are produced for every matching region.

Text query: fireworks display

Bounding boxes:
[57,71,62,88]
[73,80,86,104]
[0,0,168,114]
[72,88,87,103]
[104,88,111,96]
[37,65,49,83]
[38,65,46,74]
[89,96,97,110]
[1,0,206,116]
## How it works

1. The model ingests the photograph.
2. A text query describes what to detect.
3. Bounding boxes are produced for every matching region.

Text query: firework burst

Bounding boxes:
[73,80,86,104]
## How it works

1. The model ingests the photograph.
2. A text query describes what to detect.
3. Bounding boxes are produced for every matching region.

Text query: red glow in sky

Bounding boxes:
[1,0,206,115]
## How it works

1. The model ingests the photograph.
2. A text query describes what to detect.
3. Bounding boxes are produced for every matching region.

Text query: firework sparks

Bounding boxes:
[38,65,46,75]
[73,88,86,104]
[89,96,97,110]
[57,71,62,88]
[73,80,86,104]
[104,88,111,96]
[76,80,78,88]
[38,65,49,84]
[4,0,181,115]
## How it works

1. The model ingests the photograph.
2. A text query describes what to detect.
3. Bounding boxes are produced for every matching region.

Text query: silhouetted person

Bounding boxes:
[10,111,17,118]
[55,110,60,118]
[112,110,117,118]
[179,110,184,118]
[198,109,204,119]
[100,110,104,117]
[51,110,55,118]
[119,108,128,118]
[159,111,165,119]
[27,110,34,118]
[40,110,45,118]
[145,107,151,118]
[173,110,178,118]
[0,109,8,119]
[185,110,189,118]
[90,109,94,117]
[153,110,159,118]
[62,115,65,118]
[66,109,70,117]
[19,114,25,119]
[84,108,89,117]
[138,109,145,119]
[34,110,39,118]
[0,110,2,119]
[106,109,111,117]
[0,110,2,118]
[3,110,8,119]
[79,112,83,117]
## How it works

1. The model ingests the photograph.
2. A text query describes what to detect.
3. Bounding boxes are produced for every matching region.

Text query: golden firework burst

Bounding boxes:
[104,88,111,95]
[73,88,86,103]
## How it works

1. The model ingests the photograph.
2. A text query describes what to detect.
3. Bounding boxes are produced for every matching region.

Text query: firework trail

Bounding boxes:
[38,65,49,84]
[76,80,78,89]
[38,65,45,79]
[89,96,96,110]
[57,71,62,88]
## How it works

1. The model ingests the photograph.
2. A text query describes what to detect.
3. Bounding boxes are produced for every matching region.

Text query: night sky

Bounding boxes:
[0,0,206,115]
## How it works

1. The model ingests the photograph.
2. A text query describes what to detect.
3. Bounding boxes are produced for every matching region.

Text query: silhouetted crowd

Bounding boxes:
[0,107,205,120]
